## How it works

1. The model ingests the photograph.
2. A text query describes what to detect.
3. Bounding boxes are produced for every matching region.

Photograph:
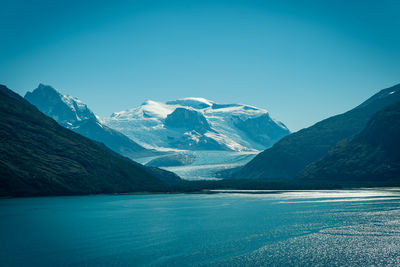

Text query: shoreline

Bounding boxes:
[2,187,400,199]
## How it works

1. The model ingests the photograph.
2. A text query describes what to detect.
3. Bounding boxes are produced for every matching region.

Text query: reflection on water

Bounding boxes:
[1,189,400,266]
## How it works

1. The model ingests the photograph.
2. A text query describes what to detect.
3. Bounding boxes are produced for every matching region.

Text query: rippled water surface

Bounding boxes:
[1,189,400,266]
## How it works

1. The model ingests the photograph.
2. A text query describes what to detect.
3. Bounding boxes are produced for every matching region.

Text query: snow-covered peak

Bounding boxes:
[207,103,267,120]
[111,98,268,121]
[111,100,175,120]
[25,84,96,124]
[24,84,153,159]
[166,97,214,109]
[60,94,94,121]
[105,97,290,151]
[140,100,175,119]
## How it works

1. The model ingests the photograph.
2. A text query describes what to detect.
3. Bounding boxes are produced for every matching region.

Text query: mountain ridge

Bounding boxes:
[228,83,400,180]
[105,97,290,152]
[25,84,158,158]
[0,84,179,196]
[298,101,400,184]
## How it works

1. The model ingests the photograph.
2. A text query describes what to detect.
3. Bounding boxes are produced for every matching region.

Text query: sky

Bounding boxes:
[1,0,399,131]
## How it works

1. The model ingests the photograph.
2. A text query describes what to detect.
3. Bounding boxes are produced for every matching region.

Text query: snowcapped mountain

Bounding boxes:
[25,84,96,126]
[24,84,155,158]
[104,97,290,152]
[24,88,289,179]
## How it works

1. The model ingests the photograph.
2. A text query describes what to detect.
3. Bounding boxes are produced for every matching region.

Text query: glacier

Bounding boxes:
[25,86,290,180]
[136,150,258,180]
[103,97,290,152]
[103,97,290,180]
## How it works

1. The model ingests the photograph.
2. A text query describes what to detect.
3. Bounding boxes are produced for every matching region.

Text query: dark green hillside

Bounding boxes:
[230,83,400,180]
[299,102,400,184]
[0,85,170,197]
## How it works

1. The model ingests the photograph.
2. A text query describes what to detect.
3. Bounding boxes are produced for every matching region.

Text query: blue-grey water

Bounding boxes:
[1,189,400,266]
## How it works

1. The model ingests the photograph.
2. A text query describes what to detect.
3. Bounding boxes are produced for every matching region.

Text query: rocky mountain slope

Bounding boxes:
[229,83,400,180]
[0,85,179,197]
[299,101,400,184]
[25,84,156,158]
[104,97,290,152]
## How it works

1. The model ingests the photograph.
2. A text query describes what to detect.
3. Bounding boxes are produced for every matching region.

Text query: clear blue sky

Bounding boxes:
[1,0,399,131]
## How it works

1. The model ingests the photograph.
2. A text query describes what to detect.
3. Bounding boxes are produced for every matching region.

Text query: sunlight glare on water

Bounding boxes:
[1,189,400,266]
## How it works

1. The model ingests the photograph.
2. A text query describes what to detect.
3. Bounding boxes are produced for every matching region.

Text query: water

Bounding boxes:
[1,189,400,266]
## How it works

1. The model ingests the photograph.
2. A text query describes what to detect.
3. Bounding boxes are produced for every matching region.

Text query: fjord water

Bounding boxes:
[1,190,400,266]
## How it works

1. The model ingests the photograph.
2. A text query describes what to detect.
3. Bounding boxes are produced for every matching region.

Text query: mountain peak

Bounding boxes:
[106,97,290,151]
[38,83,54,89]
[26,84,61,98]
[25,84,96,124]
[166,97,213,109]
[165,107,212,134]
[230,82,400,180]
[1,85,170,196]
[24,84,153,158]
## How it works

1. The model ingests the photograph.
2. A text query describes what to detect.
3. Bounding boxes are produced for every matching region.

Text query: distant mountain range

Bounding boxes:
[3,81,399,194]
[228,83,400,181]
[299,101,400,184]
[25,85,289,173]
[0,85,180,197]
[104,97,290,151]
[25,84,158,158]
[24,85,290,178]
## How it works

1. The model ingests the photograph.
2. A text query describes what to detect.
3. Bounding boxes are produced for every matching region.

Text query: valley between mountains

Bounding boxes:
[1,83,399,196]
[25,84,290,180]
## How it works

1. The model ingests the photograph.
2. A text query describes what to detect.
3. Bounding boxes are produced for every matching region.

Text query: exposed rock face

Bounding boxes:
[165,107,212,134]
[24,84,155,158]
[105,97,290,151]
[0,85,178,197]
[233,113,289,148]
[25,84,96,126]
